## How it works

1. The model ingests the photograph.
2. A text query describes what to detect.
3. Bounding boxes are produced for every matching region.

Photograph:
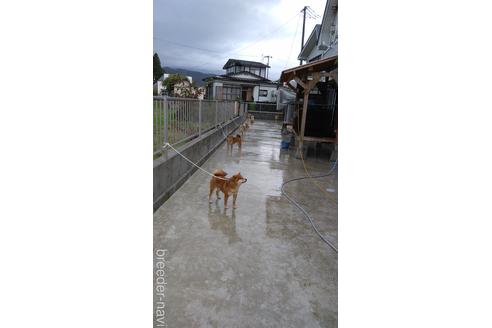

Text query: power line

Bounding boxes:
[285,13,302,69]
[305,6,320,19]
[299,5,321,65]
[233,12,301,54]
[164,11,301,72]
[154,37,226,54]
[154,37,260,58]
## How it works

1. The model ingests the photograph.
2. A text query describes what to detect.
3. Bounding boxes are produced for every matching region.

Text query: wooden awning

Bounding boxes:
[280,55,337,84]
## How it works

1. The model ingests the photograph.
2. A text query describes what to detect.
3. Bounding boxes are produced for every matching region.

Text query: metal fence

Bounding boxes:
[242,102,280,112]
[153,96,239,156]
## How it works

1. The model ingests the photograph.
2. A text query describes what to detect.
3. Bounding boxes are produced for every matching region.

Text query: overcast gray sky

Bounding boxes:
[154,0,327,80]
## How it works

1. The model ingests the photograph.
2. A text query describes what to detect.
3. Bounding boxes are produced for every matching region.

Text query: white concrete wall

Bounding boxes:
[157,81,163,95]
[254,85,277,103]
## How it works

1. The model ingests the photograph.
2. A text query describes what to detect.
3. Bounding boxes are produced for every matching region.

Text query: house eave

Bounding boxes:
[297,24,321,60]
[222,58,270,70]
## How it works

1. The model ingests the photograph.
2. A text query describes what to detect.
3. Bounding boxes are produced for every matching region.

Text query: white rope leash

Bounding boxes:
[161,117,245,181]
[217,123,228,138]
[162,143,229,181]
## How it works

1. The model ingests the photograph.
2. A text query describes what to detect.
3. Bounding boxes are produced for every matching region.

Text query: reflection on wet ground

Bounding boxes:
[208,204,241,244]
[154,120,338,327]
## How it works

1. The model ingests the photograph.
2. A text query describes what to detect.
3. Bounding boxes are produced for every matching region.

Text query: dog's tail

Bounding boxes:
[212,169,227,177]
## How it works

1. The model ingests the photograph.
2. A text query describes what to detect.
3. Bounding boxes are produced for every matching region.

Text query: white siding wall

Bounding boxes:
[317,11,337,59]
[301,2,338,62]
[254,85,277,103]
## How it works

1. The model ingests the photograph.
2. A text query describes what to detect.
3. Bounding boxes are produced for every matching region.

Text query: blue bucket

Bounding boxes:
[281,141,290,149]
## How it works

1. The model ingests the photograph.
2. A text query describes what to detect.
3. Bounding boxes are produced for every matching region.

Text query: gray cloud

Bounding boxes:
[154,0,324,79]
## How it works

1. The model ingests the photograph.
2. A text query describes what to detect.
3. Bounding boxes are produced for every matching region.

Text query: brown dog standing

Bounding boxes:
[226,134,242,150]
[209,169,247,209]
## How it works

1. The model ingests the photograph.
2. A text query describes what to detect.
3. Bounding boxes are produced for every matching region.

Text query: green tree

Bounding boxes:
[163,74,189,96]
[153,53,164,84]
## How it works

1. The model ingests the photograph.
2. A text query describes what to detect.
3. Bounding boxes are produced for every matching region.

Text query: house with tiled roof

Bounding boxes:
[203,59,278,102]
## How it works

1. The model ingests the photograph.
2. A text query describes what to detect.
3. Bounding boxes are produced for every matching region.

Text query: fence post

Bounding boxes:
[163,96,168,145]
[198,99,202,136]
[215,100,218,125]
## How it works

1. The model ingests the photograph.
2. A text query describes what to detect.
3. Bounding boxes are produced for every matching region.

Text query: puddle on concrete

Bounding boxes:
[207,204,242,244]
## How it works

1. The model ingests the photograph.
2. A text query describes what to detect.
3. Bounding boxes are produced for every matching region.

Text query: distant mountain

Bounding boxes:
[162,67,220,87]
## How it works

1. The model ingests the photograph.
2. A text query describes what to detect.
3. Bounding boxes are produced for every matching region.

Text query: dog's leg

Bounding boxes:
[224,193,229,209]
[233,193,238,209]
[209,181,215,203]
[216,189,221,199]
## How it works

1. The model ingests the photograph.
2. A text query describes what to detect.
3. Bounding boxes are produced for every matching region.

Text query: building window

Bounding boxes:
[235,65,245,73]
[259,89,268,97]
[215,86,223,99]
[222,86,241,100]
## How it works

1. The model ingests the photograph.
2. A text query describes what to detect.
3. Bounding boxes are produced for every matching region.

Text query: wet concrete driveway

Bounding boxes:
[154,120,337,327]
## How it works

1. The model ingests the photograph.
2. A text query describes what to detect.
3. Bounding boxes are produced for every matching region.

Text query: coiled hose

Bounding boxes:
[280,160,338,253]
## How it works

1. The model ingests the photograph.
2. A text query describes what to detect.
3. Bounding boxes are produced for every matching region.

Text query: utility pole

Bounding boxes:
[300,6,307,65]
[263,55,272,79]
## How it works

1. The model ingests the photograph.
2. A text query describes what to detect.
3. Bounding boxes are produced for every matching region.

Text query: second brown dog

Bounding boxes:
[226,134,242,150]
